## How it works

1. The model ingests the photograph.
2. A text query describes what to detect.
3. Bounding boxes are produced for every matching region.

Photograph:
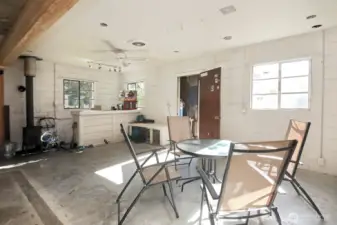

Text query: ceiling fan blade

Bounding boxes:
[90,50,112,53]
[124,49,148,54]
[126,57,148,61]
[102,40,124,54]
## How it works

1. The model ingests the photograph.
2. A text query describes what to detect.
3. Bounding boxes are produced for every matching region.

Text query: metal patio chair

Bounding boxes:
[166,116,195,169]
[283,119,324,220]
[116,124,181,225]
[198,140,297,225]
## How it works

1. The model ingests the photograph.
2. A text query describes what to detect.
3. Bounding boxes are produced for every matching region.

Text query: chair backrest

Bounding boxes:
[167,116,192,142]
[217,140,297,213]
[285,119,311,177]
[120,124,146,183]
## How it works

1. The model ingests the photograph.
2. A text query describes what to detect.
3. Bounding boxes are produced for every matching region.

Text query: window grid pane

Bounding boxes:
[281,93,309,109]
[281,76,309,93]
[252,79,279,95]
[281,60,310,78]
[253,63,279,80]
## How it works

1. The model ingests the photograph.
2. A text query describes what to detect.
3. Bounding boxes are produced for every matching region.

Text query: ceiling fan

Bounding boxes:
[92,40,148,67]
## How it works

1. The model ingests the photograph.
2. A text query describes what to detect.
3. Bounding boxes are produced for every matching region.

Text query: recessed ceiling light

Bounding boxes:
[312,24,322,29]
[223,36,232,40]
[306,15,317,20]
[100,22,108,27]
[219,5,236,16]
[132,41,146,47]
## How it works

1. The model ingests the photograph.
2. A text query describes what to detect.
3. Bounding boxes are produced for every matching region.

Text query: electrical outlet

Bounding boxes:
[318,157,325,166]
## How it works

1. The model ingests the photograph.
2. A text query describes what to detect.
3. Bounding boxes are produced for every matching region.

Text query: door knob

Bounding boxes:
[214,116,220,120]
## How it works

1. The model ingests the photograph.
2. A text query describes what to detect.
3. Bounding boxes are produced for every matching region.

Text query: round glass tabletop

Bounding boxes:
[176,139,232,158]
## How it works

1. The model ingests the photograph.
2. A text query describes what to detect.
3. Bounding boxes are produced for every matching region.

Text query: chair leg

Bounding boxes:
[209,214,216,225]
[243,211,250,225]
[292,178,324,220]
[290,180,301,195]
[188,158,193,166]
[167,180,179,218]
[162,183,167,196]
[118,186,146,225]
[272,207,282,225]
[165,149,170,161]
[199,186,205,225]
[116,170,138,203]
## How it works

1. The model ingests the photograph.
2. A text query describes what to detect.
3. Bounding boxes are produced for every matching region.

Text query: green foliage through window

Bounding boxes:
[64,79,94,109]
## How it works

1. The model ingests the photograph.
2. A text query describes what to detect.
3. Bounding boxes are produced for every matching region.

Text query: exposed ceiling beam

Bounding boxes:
[0,0,79,67]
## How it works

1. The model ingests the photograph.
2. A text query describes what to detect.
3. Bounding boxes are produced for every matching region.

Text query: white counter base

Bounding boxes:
[72,110,140,146]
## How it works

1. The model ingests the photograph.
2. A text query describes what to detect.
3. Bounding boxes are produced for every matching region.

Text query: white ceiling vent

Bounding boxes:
[219,5,236,16]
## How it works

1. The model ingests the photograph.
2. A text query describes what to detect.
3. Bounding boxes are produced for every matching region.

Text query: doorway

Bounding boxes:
[178,75,199,137]
[177,67,221,139]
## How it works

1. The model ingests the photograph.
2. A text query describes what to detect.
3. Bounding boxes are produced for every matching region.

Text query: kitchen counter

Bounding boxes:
[71,110,140,146]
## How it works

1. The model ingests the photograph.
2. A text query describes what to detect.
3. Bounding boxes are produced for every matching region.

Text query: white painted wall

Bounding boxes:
[4,60,121,143]
[124,27,337,176]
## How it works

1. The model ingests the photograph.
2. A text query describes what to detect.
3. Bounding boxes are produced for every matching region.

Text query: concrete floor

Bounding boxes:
[0,142,336,225]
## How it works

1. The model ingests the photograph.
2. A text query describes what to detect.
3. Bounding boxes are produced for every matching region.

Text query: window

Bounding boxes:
[127,81,145,107]
[251,59,310,110]
[63,79,94,109]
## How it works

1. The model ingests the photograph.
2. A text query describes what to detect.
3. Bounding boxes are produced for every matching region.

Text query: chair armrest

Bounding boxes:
[290,160,303,165]
[135,147,167,156]
[197,167,219,200]
[142,159,179,169]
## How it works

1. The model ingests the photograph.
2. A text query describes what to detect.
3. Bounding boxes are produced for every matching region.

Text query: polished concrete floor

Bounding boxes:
[0,143,336,225]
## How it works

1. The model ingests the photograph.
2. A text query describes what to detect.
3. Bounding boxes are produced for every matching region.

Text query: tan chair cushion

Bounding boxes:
[142,165,181,184]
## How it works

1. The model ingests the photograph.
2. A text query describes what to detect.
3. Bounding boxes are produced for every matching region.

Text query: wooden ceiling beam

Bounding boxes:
[0,0,79,67]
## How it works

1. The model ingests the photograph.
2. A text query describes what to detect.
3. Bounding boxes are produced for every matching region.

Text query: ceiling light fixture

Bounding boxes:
[132,41,146,47]
[100,22,108,27]
[219,5,236,16]
[312,24,322,29]
[223,36,232,40]
[306,15,317,20]
[174,50,179,53]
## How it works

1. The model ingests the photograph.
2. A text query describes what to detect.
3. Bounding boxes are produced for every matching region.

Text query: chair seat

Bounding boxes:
[142,165,181,184]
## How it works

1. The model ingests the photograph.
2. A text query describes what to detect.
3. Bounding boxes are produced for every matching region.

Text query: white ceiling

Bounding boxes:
[26,0,337,70]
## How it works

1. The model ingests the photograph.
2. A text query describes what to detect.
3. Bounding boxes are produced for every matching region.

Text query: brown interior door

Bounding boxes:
[199,67,221,139]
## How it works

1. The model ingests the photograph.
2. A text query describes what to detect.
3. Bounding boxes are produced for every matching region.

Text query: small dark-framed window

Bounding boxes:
[63,79,95,109]
[127,81,145,107]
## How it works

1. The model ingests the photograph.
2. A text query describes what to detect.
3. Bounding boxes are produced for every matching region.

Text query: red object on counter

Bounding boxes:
[123,100,137,110]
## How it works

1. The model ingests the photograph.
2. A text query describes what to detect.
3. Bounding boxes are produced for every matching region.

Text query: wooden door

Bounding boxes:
[199,67,221,139]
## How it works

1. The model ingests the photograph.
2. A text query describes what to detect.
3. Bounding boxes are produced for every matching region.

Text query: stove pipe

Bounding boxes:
[23,57,37,127]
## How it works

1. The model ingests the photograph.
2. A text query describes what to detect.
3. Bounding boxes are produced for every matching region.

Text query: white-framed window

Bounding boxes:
[63,79,95,109]
[251,59,310,110]
[127,81,145,107]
